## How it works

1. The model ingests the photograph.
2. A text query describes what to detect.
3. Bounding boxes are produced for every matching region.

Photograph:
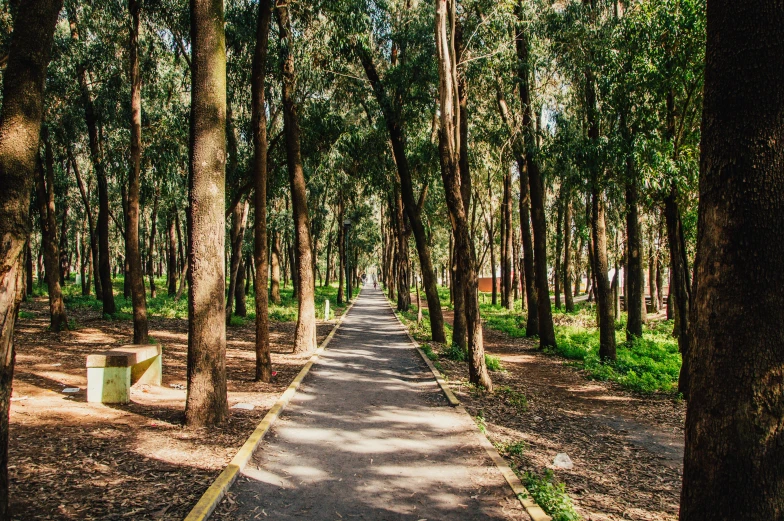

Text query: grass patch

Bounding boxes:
[522,469,581,521]
[551,318,681,394]
[52,277,355,324]
[473,294,681,394]
[485,354,503,372]
[475,411,487,434]
[18,311,35,320]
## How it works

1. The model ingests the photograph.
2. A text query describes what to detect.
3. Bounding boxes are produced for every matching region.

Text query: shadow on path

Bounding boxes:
[214,285,529,521]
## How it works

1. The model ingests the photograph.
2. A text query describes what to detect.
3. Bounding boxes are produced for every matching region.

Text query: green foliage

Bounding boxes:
[485,354,503,372]
[549,309,681,393]
[497,440,527,457]
[18,311,35,320]
[523,470,582,521]
[444,342,466,362]
[479,299,528,338]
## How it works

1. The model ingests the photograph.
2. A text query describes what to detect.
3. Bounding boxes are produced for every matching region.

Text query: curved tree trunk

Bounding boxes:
[186,0,228,427]
[0,0,62,512]
[67,4,115,315]
[682,2,784,517]
[276,3,316,353]
[435,0,491,390]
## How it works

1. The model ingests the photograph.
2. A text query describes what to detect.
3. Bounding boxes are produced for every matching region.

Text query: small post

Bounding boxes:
[324,299,330,321]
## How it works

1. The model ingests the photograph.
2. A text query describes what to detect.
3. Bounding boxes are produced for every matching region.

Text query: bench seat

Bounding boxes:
[86,345,162,404]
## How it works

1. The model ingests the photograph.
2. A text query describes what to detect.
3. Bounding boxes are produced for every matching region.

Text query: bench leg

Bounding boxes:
[132,354,162,386]
[87,367,131,404]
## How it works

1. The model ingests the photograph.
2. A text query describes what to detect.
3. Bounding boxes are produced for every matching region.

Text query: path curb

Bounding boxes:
[388,295,551,521]
[183,290,362,521]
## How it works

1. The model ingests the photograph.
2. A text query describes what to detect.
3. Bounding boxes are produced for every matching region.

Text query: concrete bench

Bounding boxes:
[86,345,162,404]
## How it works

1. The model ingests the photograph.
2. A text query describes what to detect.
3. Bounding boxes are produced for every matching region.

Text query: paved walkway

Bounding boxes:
[220,285,529,520]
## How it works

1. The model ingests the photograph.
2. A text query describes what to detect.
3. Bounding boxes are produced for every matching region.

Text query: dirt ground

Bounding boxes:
[9,297,334,521]
[439,311,685,521]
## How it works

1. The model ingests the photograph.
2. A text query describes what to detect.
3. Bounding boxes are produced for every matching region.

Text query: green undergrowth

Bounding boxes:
[48,278,356,325]
[522,470,582,521]
[550,310,681,394]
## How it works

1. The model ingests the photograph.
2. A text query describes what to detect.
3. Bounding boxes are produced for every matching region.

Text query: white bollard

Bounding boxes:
[324,299,330,321]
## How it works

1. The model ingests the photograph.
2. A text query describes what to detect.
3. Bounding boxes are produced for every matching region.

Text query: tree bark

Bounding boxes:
[502,170,513,310]
[337,197,345,305]
[0,0,62,513]
[554,192,564,310]
[186,0,228,427]
[252,0,273,381]
[276,4,317,353]
[563,200,574,312]
[435,0,491,390]
[682,2,784,517]
[270,230,281,304]
[167,207,177,295]
[147,190,158,299]
[226,200,248,321]
[519,159,538,335]
[128,0,148,344]
[625,179,644,339]
[515,8,554,347]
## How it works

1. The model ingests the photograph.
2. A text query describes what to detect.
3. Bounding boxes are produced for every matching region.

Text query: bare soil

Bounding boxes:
[439,310,685,521]
[10,297,334,521]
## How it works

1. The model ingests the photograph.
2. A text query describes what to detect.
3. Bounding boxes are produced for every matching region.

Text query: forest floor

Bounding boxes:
[399,299,685,521]
[9,296,336,521]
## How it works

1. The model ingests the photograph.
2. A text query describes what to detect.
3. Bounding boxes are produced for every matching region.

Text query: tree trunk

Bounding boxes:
[270,230,281,304]
[185,0,228,427]
[235,254,247,317]
[0,0,62,513]
[625,177,644,340]
[554,192,564,310]
[337,197,345,305]
[682,3,784,517]
[167,208,177,295]
[435,0,491,390]
[502,170,513,310]
[563,200,574,312]
[276,4,316,353]
[147,190,158,300]
[515,10,554,347]
[357,42,445,343]
[488,220,497,306]
[252,0,273,381]
[665,189,691,395]
[128,0,148,344]
[67,4,115,315]
[393,184,411,311]
[36,129,68,331]
[591,192,616,360]
[519,159,538,335]
[58,200,69,284]
[226,200,248,322]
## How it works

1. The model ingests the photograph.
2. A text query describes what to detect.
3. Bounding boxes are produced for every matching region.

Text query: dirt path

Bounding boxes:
[215,286,528,521]
[440,310,685,521]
